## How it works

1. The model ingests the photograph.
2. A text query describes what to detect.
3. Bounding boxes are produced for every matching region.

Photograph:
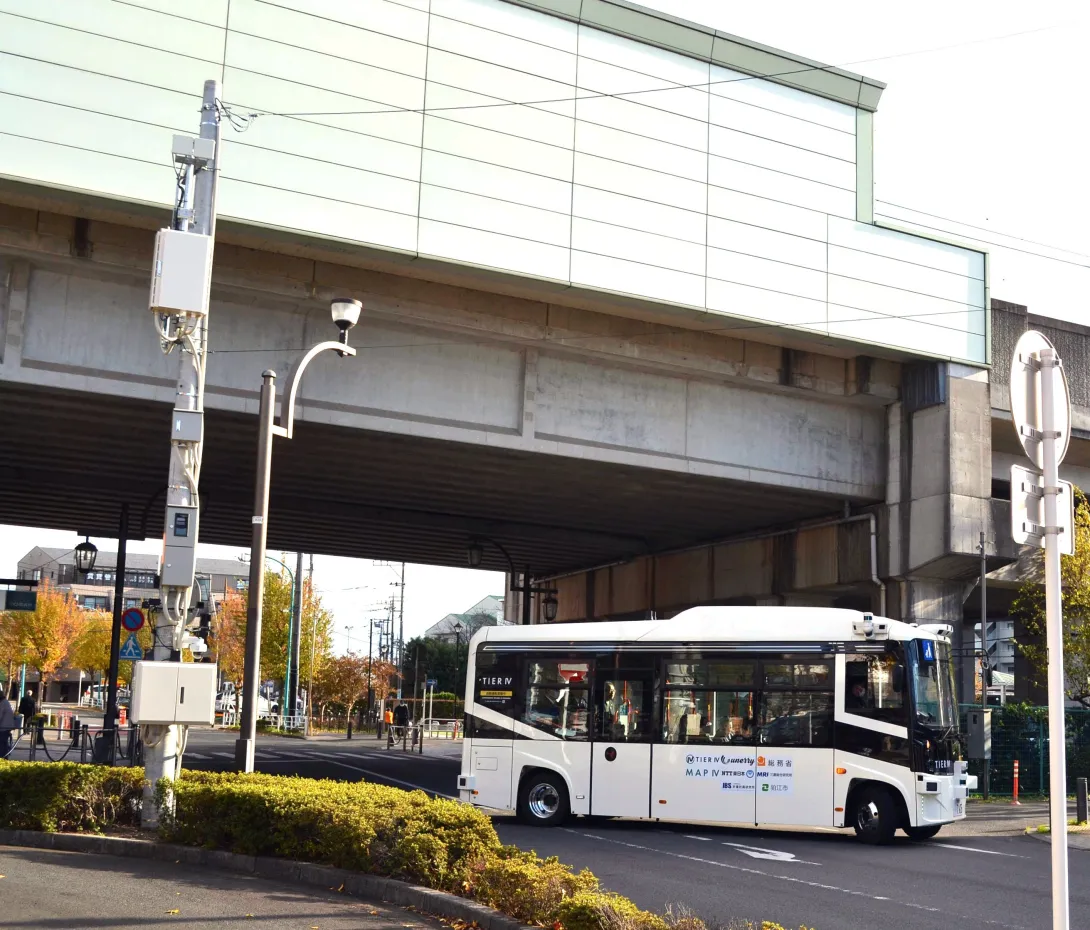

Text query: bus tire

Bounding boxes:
[517,770,569,827]
[850,784,898,845]
[904,824,942,841]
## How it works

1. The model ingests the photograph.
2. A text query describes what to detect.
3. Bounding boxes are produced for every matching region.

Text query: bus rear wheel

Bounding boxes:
[904,824,942,841]
[517,770,570,827]
[851,785,898,845]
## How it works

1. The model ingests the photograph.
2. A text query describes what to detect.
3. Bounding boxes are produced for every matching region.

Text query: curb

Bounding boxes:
[0,830,531,930]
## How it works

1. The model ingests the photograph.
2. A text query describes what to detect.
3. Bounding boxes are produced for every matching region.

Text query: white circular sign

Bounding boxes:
[1009,330,1071,469]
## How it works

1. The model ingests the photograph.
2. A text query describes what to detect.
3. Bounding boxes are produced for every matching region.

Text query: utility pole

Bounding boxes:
[395,564,405,698]
[143,80,220,828]
[288,550,303,719]
[979,529,990,801]
[306,553,315,716]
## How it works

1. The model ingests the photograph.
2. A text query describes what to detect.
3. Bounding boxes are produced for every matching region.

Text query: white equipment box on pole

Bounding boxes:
[131,661,217,726]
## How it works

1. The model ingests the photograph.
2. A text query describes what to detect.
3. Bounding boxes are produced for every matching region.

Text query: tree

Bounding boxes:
[1013,484,1090,706]
[401,636,465,696]
[68,613,111,678]
[209,567,333,705]
[310,653,394,723]
[0,610,27,698]
[5,581,84,696]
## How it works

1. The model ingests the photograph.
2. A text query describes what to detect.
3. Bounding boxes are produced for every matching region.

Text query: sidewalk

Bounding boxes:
[942,799,1077,837]
[0,844,451,930]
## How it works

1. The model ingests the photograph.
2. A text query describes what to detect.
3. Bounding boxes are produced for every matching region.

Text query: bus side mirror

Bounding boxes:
[892,664,905,693]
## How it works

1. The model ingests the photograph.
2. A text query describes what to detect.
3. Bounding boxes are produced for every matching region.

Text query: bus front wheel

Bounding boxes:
[517,770,570,827]
[904,824,942,841]
[850,785,898,845]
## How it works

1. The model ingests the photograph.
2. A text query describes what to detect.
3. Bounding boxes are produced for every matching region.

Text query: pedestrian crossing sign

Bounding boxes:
[119,633,144,660]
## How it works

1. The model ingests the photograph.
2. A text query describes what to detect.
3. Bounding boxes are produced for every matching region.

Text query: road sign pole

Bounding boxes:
[1041,346,1070,930]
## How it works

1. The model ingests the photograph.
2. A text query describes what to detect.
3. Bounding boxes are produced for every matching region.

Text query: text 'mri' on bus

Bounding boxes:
[457,607,973,844]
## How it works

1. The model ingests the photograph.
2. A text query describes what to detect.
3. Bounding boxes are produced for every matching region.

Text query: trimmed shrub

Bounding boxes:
[0,760,142,832]
[557,891,668,930]
[161,770,498,891]
[470,846,600,924]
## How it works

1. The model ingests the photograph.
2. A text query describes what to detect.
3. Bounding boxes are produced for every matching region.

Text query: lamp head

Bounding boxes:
[330,297,362,347]
[467,540,484,568]
[74,536,98,574]
[543,593,559,622]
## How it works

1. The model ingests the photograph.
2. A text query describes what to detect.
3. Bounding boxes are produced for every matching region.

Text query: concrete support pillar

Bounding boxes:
[897,578,976,705]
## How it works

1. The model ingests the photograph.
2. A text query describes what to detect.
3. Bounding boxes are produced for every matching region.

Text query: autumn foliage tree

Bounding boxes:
[1013,485,1090,706]
[311,652,395,723]
[210,565,334,709]
[3,581,85,697]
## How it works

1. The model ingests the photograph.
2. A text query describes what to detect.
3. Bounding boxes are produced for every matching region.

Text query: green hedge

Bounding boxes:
[163,770,496,892]
[0,761,808,930]
[0,761,142,832]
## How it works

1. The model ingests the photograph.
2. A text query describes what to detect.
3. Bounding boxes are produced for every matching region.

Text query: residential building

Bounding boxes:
[424,595,506,643]
[15,547,248,614]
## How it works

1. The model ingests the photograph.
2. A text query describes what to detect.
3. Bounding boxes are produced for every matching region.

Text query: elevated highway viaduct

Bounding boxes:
[0,0,1081,699]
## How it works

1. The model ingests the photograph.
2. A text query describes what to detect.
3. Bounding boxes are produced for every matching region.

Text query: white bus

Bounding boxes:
[457,607,975,844]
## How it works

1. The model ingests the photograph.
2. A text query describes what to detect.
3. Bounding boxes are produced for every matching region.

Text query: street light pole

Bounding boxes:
[104,503,129,747]
[233,300,361,773]
[234,371,275,775]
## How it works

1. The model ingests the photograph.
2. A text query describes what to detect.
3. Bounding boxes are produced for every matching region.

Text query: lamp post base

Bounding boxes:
[234,737,255,773]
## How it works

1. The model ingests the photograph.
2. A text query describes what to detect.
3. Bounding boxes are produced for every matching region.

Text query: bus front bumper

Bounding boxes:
[914,764,972,825]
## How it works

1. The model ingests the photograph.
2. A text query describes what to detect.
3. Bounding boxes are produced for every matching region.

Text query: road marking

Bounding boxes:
[683,835,712,841]
[560,829,1027,929]
[722,842,818,865]
[309,754,459,799]
[931,842,1030,859]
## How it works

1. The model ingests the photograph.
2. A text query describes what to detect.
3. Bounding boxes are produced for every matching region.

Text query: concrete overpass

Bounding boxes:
[0,0,1069,694]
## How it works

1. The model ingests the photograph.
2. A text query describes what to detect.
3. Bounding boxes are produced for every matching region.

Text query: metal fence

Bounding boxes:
[2,718,142,766]
[960,704,1090,795]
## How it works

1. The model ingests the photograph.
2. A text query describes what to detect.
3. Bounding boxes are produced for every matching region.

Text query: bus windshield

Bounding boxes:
[910,639,958,728]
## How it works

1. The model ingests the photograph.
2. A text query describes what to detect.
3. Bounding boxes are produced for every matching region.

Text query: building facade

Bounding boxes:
[16,547,248,614]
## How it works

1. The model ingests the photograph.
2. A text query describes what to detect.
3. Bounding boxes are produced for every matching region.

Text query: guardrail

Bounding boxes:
[2,716,141,766]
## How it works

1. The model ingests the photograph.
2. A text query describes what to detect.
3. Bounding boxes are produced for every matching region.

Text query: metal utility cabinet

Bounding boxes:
[131,661,217,726]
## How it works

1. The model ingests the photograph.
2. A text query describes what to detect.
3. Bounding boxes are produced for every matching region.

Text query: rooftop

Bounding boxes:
[503,0,885,111]
[17,547,248,578]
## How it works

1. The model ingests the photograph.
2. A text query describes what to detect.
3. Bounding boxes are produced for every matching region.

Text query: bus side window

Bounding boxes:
[845,653,905,724]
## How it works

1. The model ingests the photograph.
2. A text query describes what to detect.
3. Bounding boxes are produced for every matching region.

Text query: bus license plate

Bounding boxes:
[955,798,964,816]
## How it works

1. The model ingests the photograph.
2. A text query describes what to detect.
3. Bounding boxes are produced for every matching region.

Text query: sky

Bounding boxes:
[2,1,1086,642]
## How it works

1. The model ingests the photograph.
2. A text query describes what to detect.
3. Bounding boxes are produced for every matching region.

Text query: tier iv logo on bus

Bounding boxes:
[477,675,514,706]
[684,754,755,791]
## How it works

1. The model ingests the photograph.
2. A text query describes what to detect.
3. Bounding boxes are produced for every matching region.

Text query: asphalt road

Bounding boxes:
[11,730,1087,930]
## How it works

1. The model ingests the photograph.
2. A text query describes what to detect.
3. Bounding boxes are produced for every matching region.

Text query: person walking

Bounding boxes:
[18,689,36,734]
[0,694,16,756]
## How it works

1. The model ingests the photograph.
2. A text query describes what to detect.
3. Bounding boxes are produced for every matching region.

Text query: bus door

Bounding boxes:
[650,659,757,825]
[590,656,654,818]
[754,659,836,827]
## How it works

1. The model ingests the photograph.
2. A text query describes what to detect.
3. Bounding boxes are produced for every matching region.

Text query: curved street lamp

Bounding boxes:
[235,299,361,773]
[466,537,558,624]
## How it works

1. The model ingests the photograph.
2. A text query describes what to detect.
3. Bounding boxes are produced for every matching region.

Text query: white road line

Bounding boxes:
[931,842,1030,859]
[683,835,712,841]
[309,754,459,799]
[560,829,1027,930]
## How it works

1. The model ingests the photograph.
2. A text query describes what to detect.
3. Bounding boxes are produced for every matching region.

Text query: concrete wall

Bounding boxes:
[0,204,893,502]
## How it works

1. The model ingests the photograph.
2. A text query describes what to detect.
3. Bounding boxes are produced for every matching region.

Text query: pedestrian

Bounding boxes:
[393,700,409,740]
[0,693,15,757]
[18,689,36,734]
